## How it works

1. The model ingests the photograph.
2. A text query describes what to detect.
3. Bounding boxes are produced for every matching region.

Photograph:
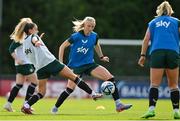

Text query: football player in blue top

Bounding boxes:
[138,1,180,119]
[51,16,132,114]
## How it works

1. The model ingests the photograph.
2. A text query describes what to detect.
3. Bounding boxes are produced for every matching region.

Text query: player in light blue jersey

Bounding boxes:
[138,1,180,119]
[51,16,132,114]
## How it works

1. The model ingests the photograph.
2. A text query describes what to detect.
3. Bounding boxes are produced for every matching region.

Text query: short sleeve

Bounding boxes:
[8,40,21,54]
[67,34,74,44]
[95,34,99,45]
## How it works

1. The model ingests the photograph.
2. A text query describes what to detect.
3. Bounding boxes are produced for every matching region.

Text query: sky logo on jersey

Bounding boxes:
[77,46,89,54]
[25,48,32,55]
[156,20,170,28]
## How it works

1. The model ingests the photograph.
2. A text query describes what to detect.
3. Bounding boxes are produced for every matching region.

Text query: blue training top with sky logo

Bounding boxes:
[148,15,180,54]
[67,31,98,68]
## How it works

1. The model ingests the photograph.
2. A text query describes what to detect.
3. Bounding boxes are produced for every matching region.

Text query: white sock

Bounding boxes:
[24,103,30,108]
[174,108,179,113]
[149,106,155,111]
[24,100,28,104]
[115,99,121,106]
[91,91,96,97]
[7,102,12,105]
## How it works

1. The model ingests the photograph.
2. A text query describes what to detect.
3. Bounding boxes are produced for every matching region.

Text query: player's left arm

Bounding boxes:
[94,41,109,62]
[32,35,42,47]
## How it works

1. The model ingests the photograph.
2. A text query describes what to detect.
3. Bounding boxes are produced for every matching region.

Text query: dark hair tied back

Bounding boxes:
[24,23,35,35]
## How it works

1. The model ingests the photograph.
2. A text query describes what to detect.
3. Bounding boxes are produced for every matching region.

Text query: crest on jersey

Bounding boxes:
[82,39,88,43]
[25,48,32,55]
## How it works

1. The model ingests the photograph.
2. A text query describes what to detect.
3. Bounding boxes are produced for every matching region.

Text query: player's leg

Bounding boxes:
[141,50,165,119]
[24,73,38,112]
[25,65,38,101]
[40,60,96,97]
[141,68,163,118]
[51,79,102,114]
[61,66,102,98]
[51,79,75,114]
[166,68,180,119]
[51,64,103,114]
[51,65,102,114]
[166,50,180,119]
[4,74,24,112]
[90,65,132,112]
[59,65,94,95]
[21,79,46,114]
[28,79,45,106]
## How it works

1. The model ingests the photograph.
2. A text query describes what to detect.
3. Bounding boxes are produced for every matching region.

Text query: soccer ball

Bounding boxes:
[101,81,115,95]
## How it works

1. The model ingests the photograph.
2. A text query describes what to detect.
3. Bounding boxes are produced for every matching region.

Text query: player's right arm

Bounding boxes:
[59,40,71,63]
[8,40,23,64]
[138,28,150,67]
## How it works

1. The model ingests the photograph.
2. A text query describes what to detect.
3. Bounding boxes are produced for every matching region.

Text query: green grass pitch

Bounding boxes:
[0,97,177,120]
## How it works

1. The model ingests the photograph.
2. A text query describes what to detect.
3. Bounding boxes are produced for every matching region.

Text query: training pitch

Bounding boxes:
[0,97,177,120]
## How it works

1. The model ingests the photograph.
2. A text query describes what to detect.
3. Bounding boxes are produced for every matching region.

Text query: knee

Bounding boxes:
[30,78,38,85]
[32,81,38,85]
[38,88,46,96]
[67,81,76,90]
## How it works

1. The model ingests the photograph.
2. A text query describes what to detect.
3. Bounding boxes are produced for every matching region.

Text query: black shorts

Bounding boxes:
[16,64,35,75]
[70,63,99,77]
[150,49,180,69]
[37,59,65,79]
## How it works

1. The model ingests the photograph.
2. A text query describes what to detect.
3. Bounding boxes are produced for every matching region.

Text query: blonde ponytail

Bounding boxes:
[10,20,28,43]
[20,18,33,23]
[72,16,96,32]
[72,19,84,32]
[156,1,174,17]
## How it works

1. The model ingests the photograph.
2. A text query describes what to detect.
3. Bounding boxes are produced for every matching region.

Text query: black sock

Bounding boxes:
[27,93,43,106]
[74,77,92,94]
[112,84,120,101]
[25,83,37,101]
[55,87,73,108]
[149,87,158,107]
[8,84,23,103]
[107,78,120,101]
[170,88,179,109]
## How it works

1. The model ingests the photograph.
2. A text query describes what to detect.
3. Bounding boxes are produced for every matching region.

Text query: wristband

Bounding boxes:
[100,56,104,59]
[141,54,146,57]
